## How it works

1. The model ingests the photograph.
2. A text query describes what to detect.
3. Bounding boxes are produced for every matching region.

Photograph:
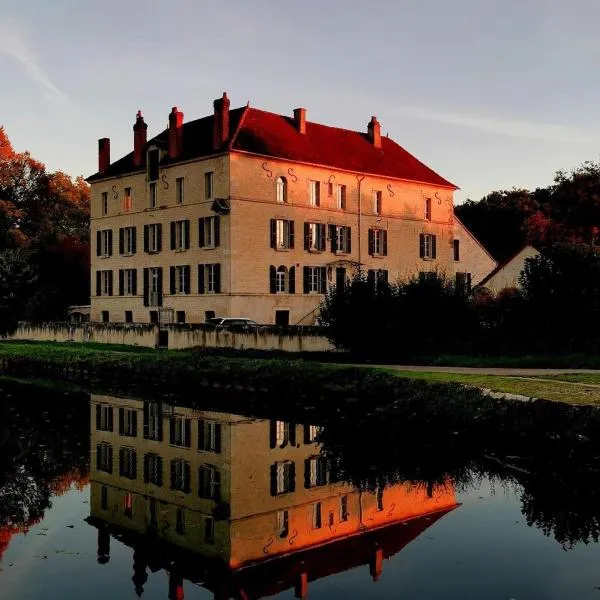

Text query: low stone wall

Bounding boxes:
[9,323,336,353]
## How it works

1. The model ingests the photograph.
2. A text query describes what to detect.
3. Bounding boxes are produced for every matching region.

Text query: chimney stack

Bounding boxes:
[98,138,110,173]
[367,115,381,148]
[293,108,306,134]
[213,92,230,150]
[168,106,184,159]
[133,110,148,167]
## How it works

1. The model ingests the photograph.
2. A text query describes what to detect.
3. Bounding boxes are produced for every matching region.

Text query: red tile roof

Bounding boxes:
[88,105,456,189]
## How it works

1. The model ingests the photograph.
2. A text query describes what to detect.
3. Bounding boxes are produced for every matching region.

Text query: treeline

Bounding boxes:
[319,243,600,358]
[456,161,600,262]
[0,128,89,334]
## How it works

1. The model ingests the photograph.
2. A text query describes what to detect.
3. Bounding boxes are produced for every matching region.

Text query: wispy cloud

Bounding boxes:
[393,104,598,146]
[0,18,72,108]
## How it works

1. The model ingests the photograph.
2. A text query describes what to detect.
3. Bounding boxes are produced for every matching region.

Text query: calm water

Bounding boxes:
[2,380,600,599]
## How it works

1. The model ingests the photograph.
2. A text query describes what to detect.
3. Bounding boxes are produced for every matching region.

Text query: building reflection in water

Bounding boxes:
[88,394,458,599]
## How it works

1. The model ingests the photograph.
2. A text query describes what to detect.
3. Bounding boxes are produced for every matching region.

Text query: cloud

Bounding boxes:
[0,18,72,108]
[392,104,598,146]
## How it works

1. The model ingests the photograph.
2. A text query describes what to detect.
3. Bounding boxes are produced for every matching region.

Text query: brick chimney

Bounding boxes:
[168,106,184,159]
[213,92,230,150]
[98,138,110,173]
[367,115,381,148]
[133,110,148,167]
[293,108,306,134]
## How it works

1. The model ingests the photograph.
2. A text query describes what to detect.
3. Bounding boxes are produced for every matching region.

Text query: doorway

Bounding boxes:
[275,310,290,327]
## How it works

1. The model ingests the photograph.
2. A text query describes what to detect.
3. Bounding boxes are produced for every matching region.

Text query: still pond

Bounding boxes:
[1,379,600,599]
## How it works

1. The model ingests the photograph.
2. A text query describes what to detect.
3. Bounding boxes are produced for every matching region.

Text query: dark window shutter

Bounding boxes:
[119,448,125,477]
[131,451,137,480]
[108,271,113,297]
[107,446,113,474]
[169,418,176,445]
[288,220,294,249]
[119,228,124,254]
[330,225,337,253]
[303,266,310,293]
[419,234,425,258]
[96,231,101,256]
[184,266,191,294]
[157,457,163,486]
[157,225,162,252]
[143,404,149,439]
[199,218,205,248]
[198,420,205,451]
[96,444,102,470]
[132,270,137,296]
[269,266,276,294]
[270,219,276,249]
[108,407,113,431]
[432,235,437,259]
[143,454,149,483]
[119,408,125,435]
[118,270,124,296]
[289,461,296,493]
[214,217,220,247]
[215,423,222,454]
[315,182,320,207]
[170,266,176,295]
[170,460,176,489]
[319,267,327,294]
[157,409,163,442]
[304,458,312,488]
[96,271,101,297]
[289,266,296,294]
[96,404,101,430]
[156,268,163,306]
[108,230,113,256]
[319,224,326,251]
[132,227,137,254]
[382,270,389,284]
[143,225,149,253]
[184,419,191,448]
[170,221,176,250]
[383,230,388,256]
[290,423,296,446]
[214,264,221,293]
[304,425,312,444]
[132,412,138,437]
[347,227,352,253]
[270,464,278,496]
[367,270,375,287]
[368,229,374,255]
[214,469,221,501]
[270,420,277,448]
[184,220,190,249]
[143,268,149,306]
[198,265,205,294]
[304,223,310,250]
[184,462,191,494]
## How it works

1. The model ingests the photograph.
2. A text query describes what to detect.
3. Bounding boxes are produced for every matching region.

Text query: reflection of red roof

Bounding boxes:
[88,105,456,189]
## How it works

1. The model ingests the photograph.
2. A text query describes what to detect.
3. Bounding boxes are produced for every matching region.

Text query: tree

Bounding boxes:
[0,249,37,336]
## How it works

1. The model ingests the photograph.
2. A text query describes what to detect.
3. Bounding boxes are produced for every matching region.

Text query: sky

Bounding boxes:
[1,0,600,203]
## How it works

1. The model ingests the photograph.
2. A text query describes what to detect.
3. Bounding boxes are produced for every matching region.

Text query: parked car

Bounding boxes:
[205,317,262,331]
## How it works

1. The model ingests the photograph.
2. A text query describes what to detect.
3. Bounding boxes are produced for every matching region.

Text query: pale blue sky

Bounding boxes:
[1,0,599,202]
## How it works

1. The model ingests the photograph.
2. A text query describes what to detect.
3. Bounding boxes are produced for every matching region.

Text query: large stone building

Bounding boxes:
[88,93,494,325]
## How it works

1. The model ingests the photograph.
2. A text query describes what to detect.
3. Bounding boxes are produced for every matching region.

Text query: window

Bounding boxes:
[124,493,133,519]
[98,270,113,297]
[425,197,432,221]
[125,310,133,323]
[376,487,384,511]
[275,310,290,326]
[170,220,190,251]
[305,222,326,251]
[97,405,113,431]
[119,227,136,255]
[170,459,191,493]
[303,266,327,294]
[271,420,293,448]
[419,233,437,260]
[149,310,159,323]
[100,485,108,510]
[270,219,294,250]
[98,229,112,257]
[119,447,137,480]
[176,310,186,324]
[270,265,295,294]
[176,508,185,535]
[145,402,163,441]
[205,172,214,200]
[123,187,132,212]
[205,517,215,545]
[309,180,320,206]
[276,266,286,293]
[367,269,389,290]
[336,184,346,210]
[148,149,159,182]
[271,461,295,496]
[312,502,322,529]
[304,424,321,443]
[199,465,221,501]
[340,495,349,522]
[171,265,191,295]
[373,190,382,215]
[119,269,136,296]
[96,443,113,474]
[453,239,460,261]
[170,416,191,448]
[455,272,472,295]
[176,177,184,204]
[199,216,220,248]
[145,224,162,253]
[101,310,109,323]
[198,263,221,294]
[149,267,161,294]
[368,229,388,256]
[277,510,289,538]
[305,455,328,488]
[119,408,137,437]
[149,182,157,208]
[276,176,288,203]
[101,192,108,216]
[419,271,437,283]
[331,225,351,254]
[144,453,163,486]
[199,420,222,453]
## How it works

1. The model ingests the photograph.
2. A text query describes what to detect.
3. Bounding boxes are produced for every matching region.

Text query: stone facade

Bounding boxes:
[479,245,540,294]
[452,216,497,286]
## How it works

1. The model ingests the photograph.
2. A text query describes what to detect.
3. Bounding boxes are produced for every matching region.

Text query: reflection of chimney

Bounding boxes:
[369,546,383,581]
[98,138,110,173]
[213,92,230,149]
[168,571,184,600]
[294,571,308,599]
[367,115,381,148]
[97,527,110,564]
[168,107,184,159]
[133,110,148,167]
[294,107,306,134]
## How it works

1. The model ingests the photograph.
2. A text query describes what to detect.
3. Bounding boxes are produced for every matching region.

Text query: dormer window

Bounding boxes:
[147,149,159,182]
[276,176,288,203]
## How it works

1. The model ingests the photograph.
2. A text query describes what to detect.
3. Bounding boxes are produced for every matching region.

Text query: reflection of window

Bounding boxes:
[96,443,113,474]
[276,421,290,447]
[146,402,162,441]
[377,487,384,511]
[170,416,191,448]
[170,459,191,493]
[124,492,133,519]
[205,517,215,544]
[144,453,163,486]
[119,447,137,480]
[120,408,137,437]
[271,461,295,496]
[199,420,222,453]
[312,502,322,529]
[276,176,288,203]
[340,495,349,521]
[97,405,113,431]
[277,510,289,538]
[305,424,320,443]
[199,465,221,501]
[305,455,328,488]
[176,508,185,534]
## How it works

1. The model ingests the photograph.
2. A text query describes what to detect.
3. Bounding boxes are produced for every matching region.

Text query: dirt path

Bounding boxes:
[371,365,600,376]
